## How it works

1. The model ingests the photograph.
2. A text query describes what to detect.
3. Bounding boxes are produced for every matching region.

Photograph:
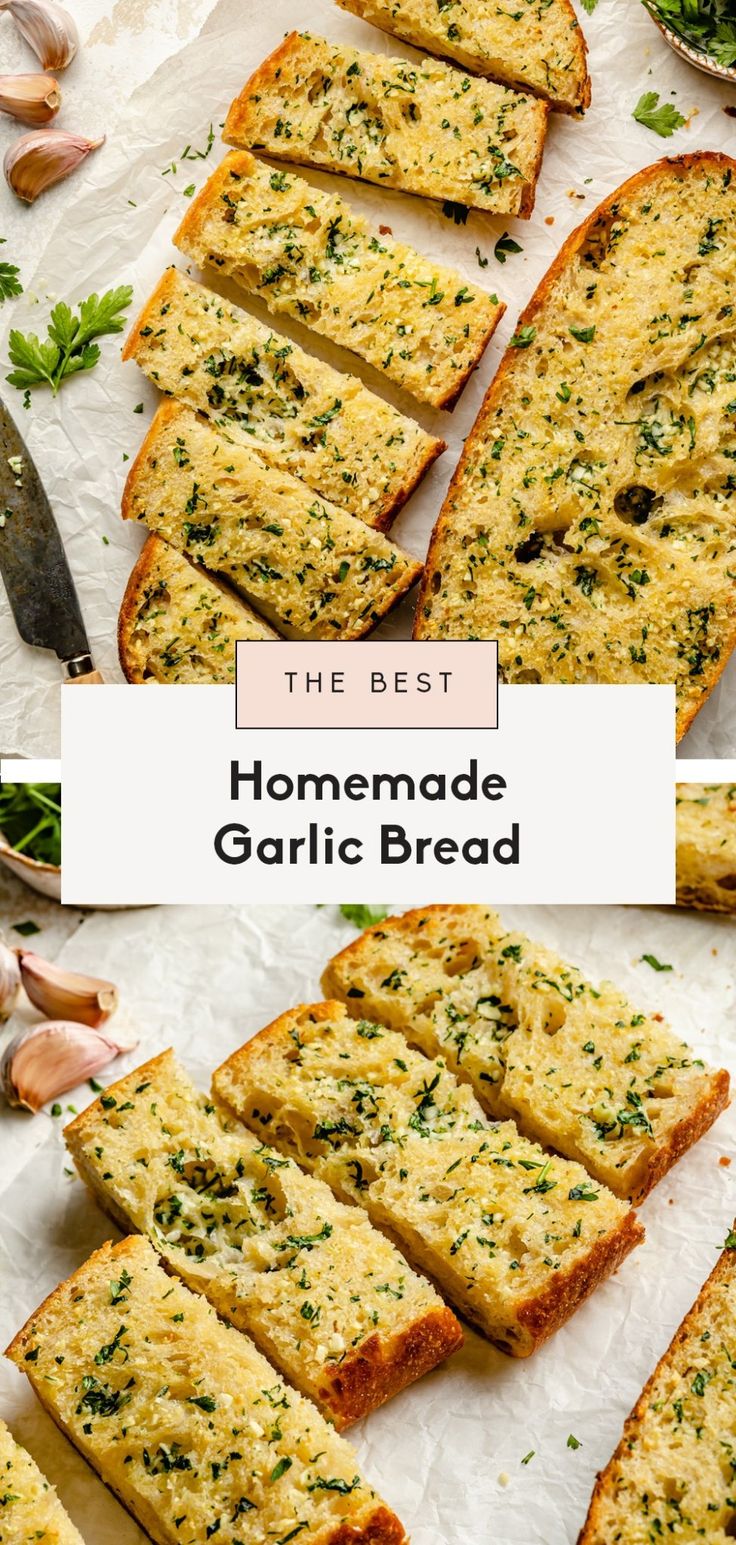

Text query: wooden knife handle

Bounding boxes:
[65,669,104,684]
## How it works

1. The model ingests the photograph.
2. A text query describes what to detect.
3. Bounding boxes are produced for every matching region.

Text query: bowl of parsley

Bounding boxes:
[0,783,62,902]
[643,0,736,82]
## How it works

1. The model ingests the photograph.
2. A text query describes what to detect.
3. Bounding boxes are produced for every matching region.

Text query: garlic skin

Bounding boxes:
[0,73,61,125]
[2,1020,139,1113]
[18,951,118,1028]
[0,0,78,70]
[4,129,104,202]
[0,940,21,1022]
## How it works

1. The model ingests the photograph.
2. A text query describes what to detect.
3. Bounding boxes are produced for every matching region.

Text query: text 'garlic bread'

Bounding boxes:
[336,0,590,115]
[0,1419,84,1545]
[213,1002,643,1357]
[174,151,503,409]
[65,1050,462,1427]
[118,536,279,683]
[123,269,444,531]
[122,401,422,640]
[579,1233,736,1544]
[6,1235,407,1545]
[225,32,548,217]
[414,153,736,741]
[323,904,730,1203]
[676,781,736,913]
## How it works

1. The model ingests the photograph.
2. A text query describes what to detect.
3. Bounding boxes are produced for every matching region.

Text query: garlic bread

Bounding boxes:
[213,1002,643,1357]
[323,904,730,1202]
[676,782,736,914]
[0,1419,84,1545]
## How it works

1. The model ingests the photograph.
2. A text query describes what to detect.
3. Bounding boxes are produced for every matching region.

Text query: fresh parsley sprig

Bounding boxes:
[633,90,686,136]
[6,284,133,397]
[0,239,22,304]
[644,0,736,67]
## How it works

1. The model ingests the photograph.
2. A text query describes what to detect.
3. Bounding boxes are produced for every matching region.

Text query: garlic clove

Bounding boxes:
[1,1020,139,1113]
[17,951,119,1028]
[0,939,21,1023]
[0,73,61,125]
[4,129,104,203]
[0,0,78,70]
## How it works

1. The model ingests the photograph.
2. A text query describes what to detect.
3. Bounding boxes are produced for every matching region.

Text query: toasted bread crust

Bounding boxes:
[174,150,503,412]
[117,535,161,681]
[323,904,731,1203]
[413,151,736,736]
[577,1238,736,1543]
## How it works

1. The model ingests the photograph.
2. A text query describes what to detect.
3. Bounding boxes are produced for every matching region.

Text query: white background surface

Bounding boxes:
[60,683,675,904]
[0,873,734,1544]
[2,0,736,756]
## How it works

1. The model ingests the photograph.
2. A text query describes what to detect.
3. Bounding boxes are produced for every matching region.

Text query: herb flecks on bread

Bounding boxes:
[676,782,736,914]
[174,150,503,409]
[414,154,736,740]
[65,1050,462,1428]
[336,0,590,116]
[213,1002,643,1357]
[118,535,278,683]
[123,269,444,532]
[579,1235,736,1544]
[0,1419,84,1545]
[122,401,422,640]
[322,905,730,1202]
[226,32,548,218]
[6,1235,408,1545]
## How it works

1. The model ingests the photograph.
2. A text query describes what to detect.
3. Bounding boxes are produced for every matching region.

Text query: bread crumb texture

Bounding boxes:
[118,536,278,683]
[322,905,730,1203]
[123,269,443,531]
[676,782,736,914]
[65,1051,461,1427]
[174,150,503,409]
[225,32,548,217]
[414,154,736,741]
[0,1419,84,1545]
[579,1236,736,1544]
[6,1235,407,1545]
[122,401,422,640]
[213,1002,643,1357]
[335,0,591,115]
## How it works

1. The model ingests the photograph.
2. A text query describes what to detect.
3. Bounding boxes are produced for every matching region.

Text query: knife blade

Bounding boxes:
[0,396,100,680]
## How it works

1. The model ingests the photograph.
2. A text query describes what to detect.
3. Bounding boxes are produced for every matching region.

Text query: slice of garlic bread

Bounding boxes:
[174,150,503,409]
[0,1420,84,1544]
[336,0,590,115]
[414,153,736,740]
[65,1050,462,1427]
[323,905,729,1202]
[226,33,548,217]
[123,269,444,531]
[119,536,279,683]
[6,1236,407,1545]
[213,1002,643,1357]
[122,401,422,640]
[676,782,736,914]
[579,1234,736,1544]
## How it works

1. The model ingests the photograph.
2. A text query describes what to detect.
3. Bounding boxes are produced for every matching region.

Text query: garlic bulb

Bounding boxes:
[0,940,21,1022]
[4,129,104,202]
[0,0,78,70]
[2,1019,139,1113]
[0,73,60,125]
[18,951,118,1028]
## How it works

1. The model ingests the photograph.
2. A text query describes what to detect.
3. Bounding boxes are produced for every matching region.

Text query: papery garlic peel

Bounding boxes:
[2,1020,139,1113]
[18,950,118,1028]
[0,0,78,70]
[4,129,104,203]
[0,73,60,125]
[0,940,21,1022]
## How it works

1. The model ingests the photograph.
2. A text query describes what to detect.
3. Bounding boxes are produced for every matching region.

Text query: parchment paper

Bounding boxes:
[1,0,736,756]
[0,878,734,1543]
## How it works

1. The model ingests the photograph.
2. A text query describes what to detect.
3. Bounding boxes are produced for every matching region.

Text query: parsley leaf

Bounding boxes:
[340,904,389,929]
[632,91,686,138]
[0,240,22,303]
[7,284,133,397]
[494,233,523,264]
[580,0,598,11]
[640,952,673,972]
[442,200,469,225]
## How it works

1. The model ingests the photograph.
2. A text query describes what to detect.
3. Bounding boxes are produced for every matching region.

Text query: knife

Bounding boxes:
[0,397,102,683]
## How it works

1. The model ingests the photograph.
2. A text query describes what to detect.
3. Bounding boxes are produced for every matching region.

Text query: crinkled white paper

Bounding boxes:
[0,872,734,1543]
[1,0,736,755]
